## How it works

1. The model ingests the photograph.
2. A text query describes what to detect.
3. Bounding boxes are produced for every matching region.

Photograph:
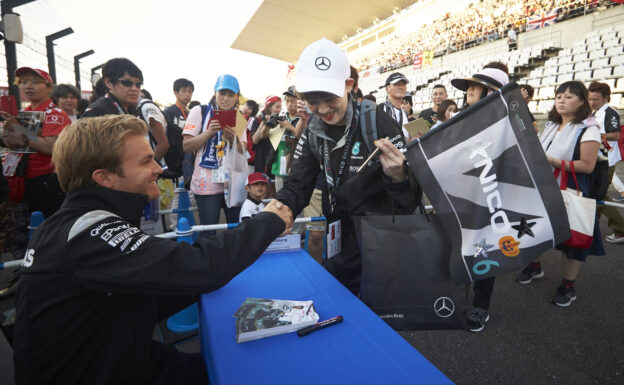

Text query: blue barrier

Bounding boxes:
[166,216,199,333]
[27,211,44,239]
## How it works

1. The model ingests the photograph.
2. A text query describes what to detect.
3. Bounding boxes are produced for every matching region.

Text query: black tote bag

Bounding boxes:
[357,212,467,330]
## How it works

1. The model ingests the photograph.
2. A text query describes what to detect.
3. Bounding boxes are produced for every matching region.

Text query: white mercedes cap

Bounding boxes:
[295,38,350,97]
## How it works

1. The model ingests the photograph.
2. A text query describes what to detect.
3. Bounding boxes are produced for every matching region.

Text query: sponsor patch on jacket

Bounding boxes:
[90,220,150,253]
[45,114,66,125]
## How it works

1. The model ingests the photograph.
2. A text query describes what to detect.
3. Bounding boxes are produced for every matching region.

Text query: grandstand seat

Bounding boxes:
[539,100,554,114]
[559,48,572,56]
[539,87,555,99]
[610,94,622,110]
[557,56,572,66]
[559,64,574,73]
[587,42,603,51]
[527,78,541,87]
[603,38,620,48]
[557,73,574,83]
[612,66,624,79]
[575,70,593,82]
[606,46,624,57]
[574,61,591,71]
[528,101,538,114]
[589,49,605,60]
[593,67,612,80]
[611,55,624,67]
[573,53,589,62]
[572,46,587,55]
[613,78,624,93]
[601,78,616,89]
[591,57,610,68]
[543,66,558,76]
[531,68,544,77]
[542,76,557,86]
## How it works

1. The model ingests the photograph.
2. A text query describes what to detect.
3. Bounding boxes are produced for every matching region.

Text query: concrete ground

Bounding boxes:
[2,166,623,384]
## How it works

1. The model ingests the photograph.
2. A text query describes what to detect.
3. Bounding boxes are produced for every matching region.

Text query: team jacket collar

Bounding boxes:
[307,96,355,143]
[63,186,149,226]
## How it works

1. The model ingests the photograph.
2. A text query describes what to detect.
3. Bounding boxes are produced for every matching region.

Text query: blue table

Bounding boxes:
[200,250,453,385]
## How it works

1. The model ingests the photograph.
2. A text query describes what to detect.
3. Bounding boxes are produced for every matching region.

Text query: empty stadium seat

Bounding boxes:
[575,70,593,81]
[613,78,624,92]
[591,57,610,68]
[610,94,622,109]
[612,66,624,79]
[574,61,591,71]
[559,64,574,73]
[528,101,538,113]
[587,42,603,51]
[589,49,605,60]
[593,67,612,80]
[573,53,589,62]
[611,55,624,66]
[606,46,624,56]
[572,46,587,55]
[557,73,574,83]
[543,66,558,76]
[602,38,620,48]
[539,100,554,113]
[539,87,555,99]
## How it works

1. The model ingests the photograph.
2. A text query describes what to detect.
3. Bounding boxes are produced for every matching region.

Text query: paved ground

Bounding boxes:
[2,183,623,384]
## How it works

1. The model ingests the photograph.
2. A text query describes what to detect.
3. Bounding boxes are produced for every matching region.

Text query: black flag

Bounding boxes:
[405,83,570,284]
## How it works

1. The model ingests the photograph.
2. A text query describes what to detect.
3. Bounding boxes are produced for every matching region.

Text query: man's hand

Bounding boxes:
[263,199,293,236]
[296,100,310,121]
[6,131,28,148]
[278,119,295,133]
[0,111,20,132]
[375,138,407,183]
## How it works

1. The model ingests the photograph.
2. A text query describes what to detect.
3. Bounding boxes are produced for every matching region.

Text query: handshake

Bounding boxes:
[263,200,294,236]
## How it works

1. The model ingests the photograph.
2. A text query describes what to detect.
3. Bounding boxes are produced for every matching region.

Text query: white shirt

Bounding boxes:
[594,103,621,166]
[239,197,266,221]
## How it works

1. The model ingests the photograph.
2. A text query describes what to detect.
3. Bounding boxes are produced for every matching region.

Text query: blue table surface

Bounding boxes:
[200,250,453,385]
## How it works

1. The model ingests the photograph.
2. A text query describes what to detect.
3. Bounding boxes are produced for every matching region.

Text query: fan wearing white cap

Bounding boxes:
[379,72,411,140]
[275,38,419,294]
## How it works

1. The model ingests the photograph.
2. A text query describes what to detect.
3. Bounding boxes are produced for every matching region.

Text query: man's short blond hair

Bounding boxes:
[52,115,148,192]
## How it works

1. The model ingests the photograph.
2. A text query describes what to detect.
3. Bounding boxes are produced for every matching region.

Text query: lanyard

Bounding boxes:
[176,103,188,120]
[323,102,360,212]
[385,101,403,127]
[106,93,126,114]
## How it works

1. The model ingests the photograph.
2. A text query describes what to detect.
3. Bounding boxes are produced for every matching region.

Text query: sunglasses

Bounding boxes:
[117,79,143,88]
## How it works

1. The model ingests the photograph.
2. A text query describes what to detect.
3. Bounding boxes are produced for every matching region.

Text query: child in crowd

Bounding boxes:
[239,172,269,221]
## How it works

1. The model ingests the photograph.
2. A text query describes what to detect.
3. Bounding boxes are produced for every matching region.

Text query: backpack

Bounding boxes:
[137,99,183,174]
[308,100,378,160]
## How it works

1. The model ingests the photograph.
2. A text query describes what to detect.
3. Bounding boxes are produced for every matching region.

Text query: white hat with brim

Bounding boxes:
[451,68,509,92]
[295,38,350,97]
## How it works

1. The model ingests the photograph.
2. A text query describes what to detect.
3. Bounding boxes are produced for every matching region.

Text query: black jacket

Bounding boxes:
[82,93,138,117]
[276,98,419,290]
[14,186,284,385]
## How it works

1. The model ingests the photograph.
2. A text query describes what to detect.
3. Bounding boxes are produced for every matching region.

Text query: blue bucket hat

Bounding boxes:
[214,74,240,94]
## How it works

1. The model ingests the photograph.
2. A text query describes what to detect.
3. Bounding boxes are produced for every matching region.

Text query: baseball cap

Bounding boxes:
[265,95,281,105]
[214,74,240,94]
[247,172,269,186]
[295,38,350,97]
[385,72,409,86]
[451,68,509,92]
[283,86,297,98]
[15,67,52,84]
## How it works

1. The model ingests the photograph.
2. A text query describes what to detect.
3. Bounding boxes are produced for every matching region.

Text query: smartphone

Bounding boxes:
[213,110,237,128]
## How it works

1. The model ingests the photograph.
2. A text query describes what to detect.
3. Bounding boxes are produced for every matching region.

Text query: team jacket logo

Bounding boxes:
[22,248,35,268]
[45,114,65,125]
[352,142,361,155]
[315,57,331,71]
[434,297,455,318]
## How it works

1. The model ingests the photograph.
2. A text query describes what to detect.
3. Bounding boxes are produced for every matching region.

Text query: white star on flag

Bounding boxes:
[467,141,491,159]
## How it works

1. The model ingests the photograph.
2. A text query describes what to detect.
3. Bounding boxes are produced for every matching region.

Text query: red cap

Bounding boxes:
[265,95,281,105]
[15,67,53,84]
[247,172,269,185]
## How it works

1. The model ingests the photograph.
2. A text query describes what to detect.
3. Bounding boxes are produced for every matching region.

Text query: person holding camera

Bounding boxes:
[250,95,283,196]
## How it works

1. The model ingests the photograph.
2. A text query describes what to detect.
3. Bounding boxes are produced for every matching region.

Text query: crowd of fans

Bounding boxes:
[354,0,618,73]
[0,3,622,383]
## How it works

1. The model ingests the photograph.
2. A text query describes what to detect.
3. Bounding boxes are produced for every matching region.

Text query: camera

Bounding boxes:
[265,113,286,128]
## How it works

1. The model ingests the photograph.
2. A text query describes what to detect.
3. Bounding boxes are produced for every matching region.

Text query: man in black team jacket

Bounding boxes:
[276,39,419,294]
[82,58,143,117]
[13,115,292,385]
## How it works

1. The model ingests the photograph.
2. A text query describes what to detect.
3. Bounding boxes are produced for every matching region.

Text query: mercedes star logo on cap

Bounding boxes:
[315,56,331,71]
[434,297,455,318]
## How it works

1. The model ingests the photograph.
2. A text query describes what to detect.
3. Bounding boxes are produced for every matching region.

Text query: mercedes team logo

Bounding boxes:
[315,56,331,71]
[510,101,519,111]
[434,297,455,318]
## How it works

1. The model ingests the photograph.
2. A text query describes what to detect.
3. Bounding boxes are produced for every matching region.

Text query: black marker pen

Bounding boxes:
[297,316,343,337]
